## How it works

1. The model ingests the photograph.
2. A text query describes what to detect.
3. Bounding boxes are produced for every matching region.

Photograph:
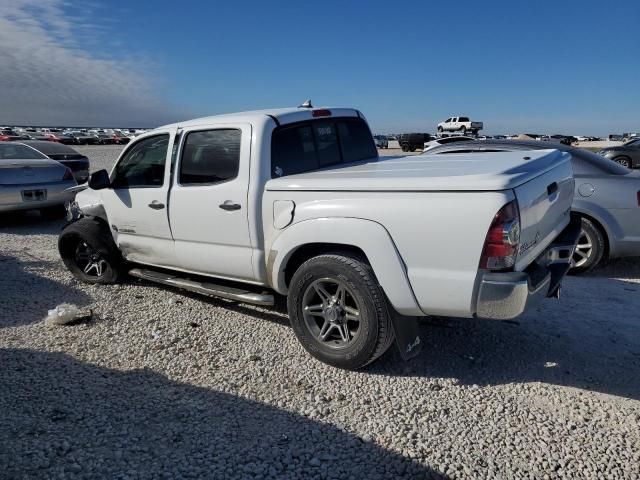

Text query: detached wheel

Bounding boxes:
[570,217,605,274]
[287,254,394,370]
[58,218,124,284]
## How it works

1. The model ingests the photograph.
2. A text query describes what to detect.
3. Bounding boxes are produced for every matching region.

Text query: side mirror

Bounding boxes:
[88,169,111,190]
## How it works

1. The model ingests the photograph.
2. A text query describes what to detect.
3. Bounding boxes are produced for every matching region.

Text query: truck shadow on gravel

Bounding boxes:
[0,211,67,235]
[0,254,92,328]
[0,348,445,480]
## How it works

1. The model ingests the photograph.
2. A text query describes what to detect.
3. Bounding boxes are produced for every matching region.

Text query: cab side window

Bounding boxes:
[112,135,169,188]
[179,129,241,185]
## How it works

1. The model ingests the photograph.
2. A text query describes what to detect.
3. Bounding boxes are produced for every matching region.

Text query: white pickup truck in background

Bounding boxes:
[59,105,579,369]
[437,116,484,135]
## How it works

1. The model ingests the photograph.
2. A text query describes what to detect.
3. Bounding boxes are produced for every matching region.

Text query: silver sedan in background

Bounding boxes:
[0,142,77,216]
[421,140,640,272]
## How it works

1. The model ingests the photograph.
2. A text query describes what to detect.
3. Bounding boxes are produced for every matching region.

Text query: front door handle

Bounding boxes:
[148,201,165,210]
[219,201,241,211]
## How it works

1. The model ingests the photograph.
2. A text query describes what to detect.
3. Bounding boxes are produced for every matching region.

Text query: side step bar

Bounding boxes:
[129,268,275,306]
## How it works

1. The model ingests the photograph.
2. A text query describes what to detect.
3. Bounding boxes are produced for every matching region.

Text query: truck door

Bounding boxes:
[168,124,255,281]
[101,128,178,267]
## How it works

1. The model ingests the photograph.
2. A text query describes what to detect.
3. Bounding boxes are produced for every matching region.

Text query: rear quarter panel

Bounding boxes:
[263,190,514,317]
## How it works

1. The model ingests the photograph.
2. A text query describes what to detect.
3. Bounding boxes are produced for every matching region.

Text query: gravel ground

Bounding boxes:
[1,145,639,479]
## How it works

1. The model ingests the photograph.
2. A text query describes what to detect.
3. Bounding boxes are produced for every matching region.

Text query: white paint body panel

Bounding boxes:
[168,123,254,280]
[266,150,570,192]
[100,127,179,267]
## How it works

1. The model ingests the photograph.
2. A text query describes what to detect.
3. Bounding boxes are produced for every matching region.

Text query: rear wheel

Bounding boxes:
[287,254,394,370]
[401,143,410,152]
[58,218,124,284]
[460,126,467,135]
[613,156,631,169]
[570,217,606,274]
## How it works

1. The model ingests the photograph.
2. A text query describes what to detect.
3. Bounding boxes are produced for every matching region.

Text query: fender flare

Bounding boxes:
[267,217,424,316]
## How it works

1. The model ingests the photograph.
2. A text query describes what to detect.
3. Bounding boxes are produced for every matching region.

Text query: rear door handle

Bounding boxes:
[148,201,165,210]
[219,202,241,211]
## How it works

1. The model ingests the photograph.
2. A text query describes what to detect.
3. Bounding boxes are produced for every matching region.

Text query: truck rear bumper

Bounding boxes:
[475,217,581,320]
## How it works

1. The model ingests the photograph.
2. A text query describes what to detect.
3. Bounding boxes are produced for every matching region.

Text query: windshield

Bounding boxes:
[0,143,48,160]
[623,138,640,147]
[271,117,377,177]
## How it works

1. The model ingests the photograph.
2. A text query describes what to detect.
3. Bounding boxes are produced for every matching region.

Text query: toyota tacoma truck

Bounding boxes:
[437,116,483,135]
[58,105,579,369]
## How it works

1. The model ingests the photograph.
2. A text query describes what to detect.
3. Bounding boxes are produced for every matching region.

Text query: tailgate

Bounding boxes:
[471,122,483,129]
[514,153,574,271]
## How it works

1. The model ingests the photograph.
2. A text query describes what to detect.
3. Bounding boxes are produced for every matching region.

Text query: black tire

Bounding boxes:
[287,253,394,370]
[613,156,632,169]
[460,126,467,135]
[40,205,67,219]
[437,126,443,133]
[401,143,410,152]
[570,217,606,274]
[409,146,416,152]
[58,218,124,284]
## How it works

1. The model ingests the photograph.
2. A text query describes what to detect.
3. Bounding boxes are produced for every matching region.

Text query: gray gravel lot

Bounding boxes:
[1,145,639,479]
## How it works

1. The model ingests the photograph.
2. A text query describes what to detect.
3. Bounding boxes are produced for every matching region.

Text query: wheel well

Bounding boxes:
[571,212,609,258]
[283,243,369,288]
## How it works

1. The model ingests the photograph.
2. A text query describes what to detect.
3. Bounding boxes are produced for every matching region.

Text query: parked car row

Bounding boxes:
[0,126,150,145]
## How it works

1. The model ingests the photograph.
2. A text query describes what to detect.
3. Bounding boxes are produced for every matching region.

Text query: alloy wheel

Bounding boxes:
[302,278,361,349]
[572,229,593,268]
[74,241,108,277]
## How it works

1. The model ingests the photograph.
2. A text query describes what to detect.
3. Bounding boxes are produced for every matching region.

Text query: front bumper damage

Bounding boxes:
[475,217,582,320]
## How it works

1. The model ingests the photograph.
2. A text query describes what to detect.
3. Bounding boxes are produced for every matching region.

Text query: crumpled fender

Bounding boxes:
[267,217,424,317]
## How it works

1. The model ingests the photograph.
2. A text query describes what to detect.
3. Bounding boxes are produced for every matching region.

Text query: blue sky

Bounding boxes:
[1,0,638,134]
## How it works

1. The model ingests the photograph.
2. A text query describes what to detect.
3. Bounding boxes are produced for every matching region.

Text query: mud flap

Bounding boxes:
[390,310,422,361]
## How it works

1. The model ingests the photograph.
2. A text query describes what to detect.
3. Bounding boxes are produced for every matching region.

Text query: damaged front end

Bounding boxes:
[65,187,107,224]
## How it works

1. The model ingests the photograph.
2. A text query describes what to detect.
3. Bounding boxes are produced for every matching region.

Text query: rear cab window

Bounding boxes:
[271,117,377,177]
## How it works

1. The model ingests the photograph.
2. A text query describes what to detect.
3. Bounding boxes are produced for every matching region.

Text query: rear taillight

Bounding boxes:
[62,168,74,181]
[480,200,520,271]
[637,191,640,207]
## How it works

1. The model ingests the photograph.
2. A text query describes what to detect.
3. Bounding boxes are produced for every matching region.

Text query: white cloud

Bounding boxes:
[0,0,184,127]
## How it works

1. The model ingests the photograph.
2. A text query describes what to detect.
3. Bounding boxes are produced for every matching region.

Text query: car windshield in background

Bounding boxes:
[271,117,377,177]
[0,143,48,160]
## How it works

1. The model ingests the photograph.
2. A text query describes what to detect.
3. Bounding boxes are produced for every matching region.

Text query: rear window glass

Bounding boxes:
[0,144,48,160]
[572,149,630,175]
[22,141,78,155]
[271,118,377,177]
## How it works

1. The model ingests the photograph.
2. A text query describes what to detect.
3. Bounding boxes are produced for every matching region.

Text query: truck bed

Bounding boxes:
[266,149,570,192]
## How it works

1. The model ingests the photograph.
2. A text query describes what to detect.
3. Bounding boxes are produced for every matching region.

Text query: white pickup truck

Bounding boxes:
[437,116,483,135]
[59,106,579,369]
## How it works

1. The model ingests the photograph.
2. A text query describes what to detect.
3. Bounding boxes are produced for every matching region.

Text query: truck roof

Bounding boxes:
[157,107,361,130]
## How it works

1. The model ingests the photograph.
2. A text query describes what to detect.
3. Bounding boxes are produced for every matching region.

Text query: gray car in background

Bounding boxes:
[599,138,640,169]
[421,140,640,272]
[0,142,76,216]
